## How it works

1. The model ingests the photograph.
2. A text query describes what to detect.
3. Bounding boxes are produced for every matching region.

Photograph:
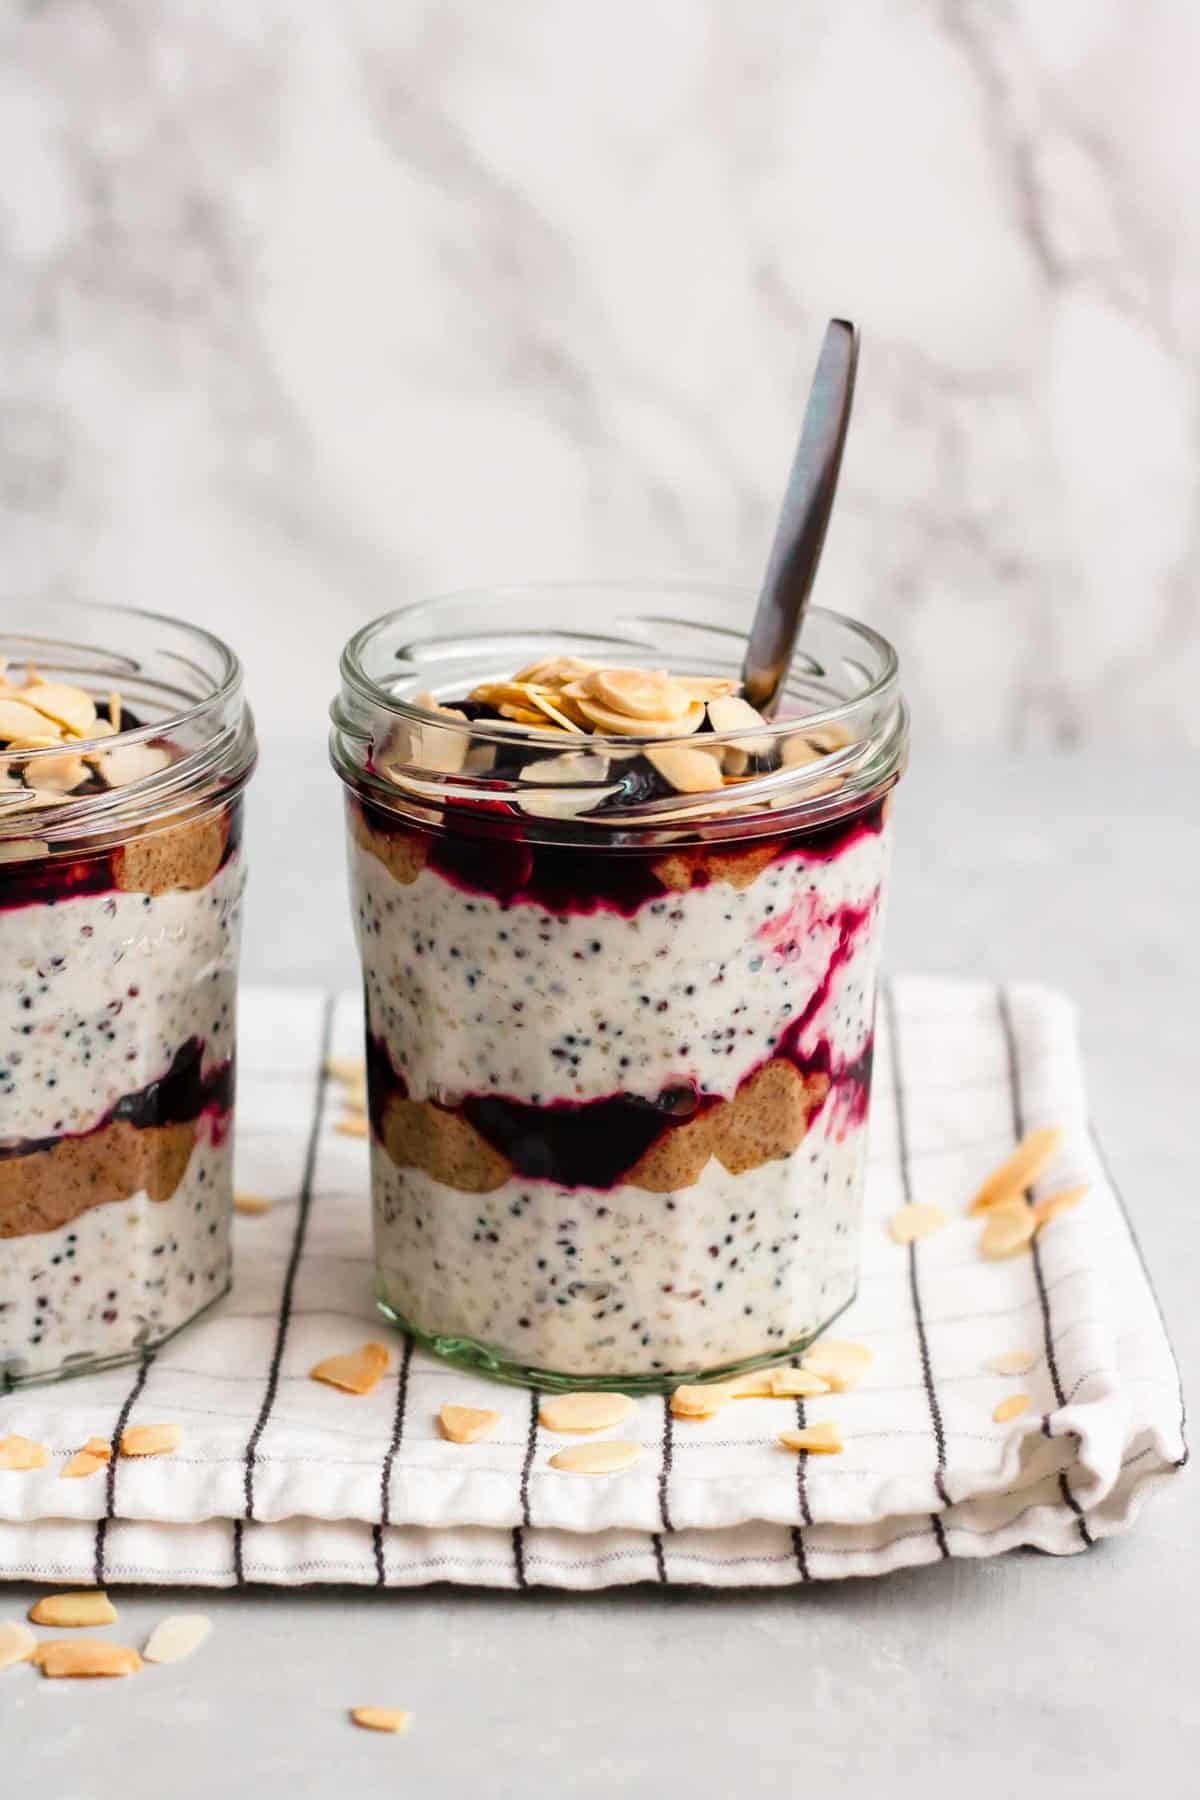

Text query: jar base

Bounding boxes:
[0,1277,233,1395]
[375,1288,857,1395]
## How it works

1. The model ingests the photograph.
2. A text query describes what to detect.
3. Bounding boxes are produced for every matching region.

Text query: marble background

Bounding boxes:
[1,0,1197,747]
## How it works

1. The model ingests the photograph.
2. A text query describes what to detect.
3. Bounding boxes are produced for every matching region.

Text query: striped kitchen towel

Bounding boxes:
[0,980,1185,1589]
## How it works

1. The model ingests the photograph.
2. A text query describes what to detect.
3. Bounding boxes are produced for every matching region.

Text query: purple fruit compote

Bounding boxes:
[0,605,255,1389]
[331,588,906,1391]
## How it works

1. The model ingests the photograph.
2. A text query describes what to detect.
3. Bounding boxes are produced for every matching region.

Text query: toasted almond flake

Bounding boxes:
[549,1440,642,1475]
[767,1366,832,1398]
[94,742,173,789]
[234,1191,273,1215]
[586,668,693,722]
[888,1202,947,1245]
[706,693,771,752]
[6,731,64,750]
[725,1371,776,1398]
[0,1619,37,1668]
[22,682,97,736]
[32,1639,141,1679]
[120,1422,182,1459]
[79,719,117,758]
[29,1591,117,1629]
[979,1201,1037,1260]
[988,1348,1039,1377]
[992,1393,1032,1424]
[1032,1183,1088,1226]
[669,1382,735,1419]
[0,697,58,741]
[538,1392,635,1434]
[970,1126,1063,1215]
[351,1707,411,1734]
[781,735,824,767]
[518,752,611,786]
[677,675,737,701]
[574,694,706,738]
[779,1423,845,1454]
[61,1450,108,1480]
[310,1342,391,1396]
[644,743,724,794]
[800,1341,873,1392]
[512,654,598,687]
[523,690,585,733]
[24,751,87,794]
[82,1437,112,1459]
[0,836,50,860]
[335,1113,369,1138]
[325,1055,366,1084]
[804,723,851,752]
[516,784,622,820]
[0,1434,50,1471]
[438,1404,500,1445]
[341,1084,368,1113]
[142,1614,212,1665]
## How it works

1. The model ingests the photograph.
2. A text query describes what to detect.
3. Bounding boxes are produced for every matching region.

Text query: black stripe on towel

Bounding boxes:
[373,1333,415,1585]
[511,1387,540,1590]
[92,1351,154,1585]
[651,1393,676,1584]
[790,1389,813,1582]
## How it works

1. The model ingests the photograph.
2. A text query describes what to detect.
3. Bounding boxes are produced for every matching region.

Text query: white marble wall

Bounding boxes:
[1,0,1197,746]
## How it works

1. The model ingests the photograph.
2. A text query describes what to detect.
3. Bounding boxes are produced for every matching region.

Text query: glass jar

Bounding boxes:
[331,585,905,1392]
[0,602,255,1388]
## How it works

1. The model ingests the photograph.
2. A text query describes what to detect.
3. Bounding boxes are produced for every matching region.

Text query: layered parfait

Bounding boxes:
[334,594,905,1388]
[0,613,254,1388]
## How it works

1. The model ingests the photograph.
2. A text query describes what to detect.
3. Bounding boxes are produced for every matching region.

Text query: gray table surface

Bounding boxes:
[6,745,1197,1796]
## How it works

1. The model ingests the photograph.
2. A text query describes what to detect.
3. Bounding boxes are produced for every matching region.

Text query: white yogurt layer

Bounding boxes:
[0,1124,232,1386]
[0,853,245,1143]
[373,1108,865,1378]
[352,824,887,1107]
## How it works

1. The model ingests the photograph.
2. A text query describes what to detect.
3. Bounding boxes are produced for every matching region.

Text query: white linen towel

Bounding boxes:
[0,979,1185,1589]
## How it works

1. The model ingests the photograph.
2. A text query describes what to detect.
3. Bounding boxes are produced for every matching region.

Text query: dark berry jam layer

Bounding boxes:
[0,1037,233,1162]
[0,795,243,913]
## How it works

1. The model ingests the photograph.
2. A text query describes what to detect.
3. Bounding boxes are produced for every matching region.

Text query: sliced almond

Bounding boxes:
[516,784,622,820]
[335,1113,369,1138]
[979,1201,1036,1260]
[29,1590,117,1629]
[779,1422,844,1454]
[310,1342,391,1396]
[325,1055,366,1084]
[108,692,123,730]
[669,1380,743,1418]
[724,1371,775,1398]
[234,1191,273,1215]
[0,1434,50,1471]
[82,1437,113,1459]
[644,744,723,794]
[518,753,611,785]
[438,1404,500,1445]
[351,1707,411,1734]
[992,1393,1032,1424]
[5,731,64,750]
[0,1619,37,1668]
[1031,1183,1088,1226]
[804,723,851,752]
[970,1126,1063,1215]
[988,1348,1038,1377]
[32,1639,141,1679]
[538,1392,635,1434]
[120,1422,182,1458]
[0,697,58,741]
[800,1341,873,1392]
[574,694,706,738]
[767,1366,832,1398]
[549,1440,642,1475]
[677,675,737,701]
[61,1450,108,1480]
[781,734,824,767]
[512,655,598,687]
[888,1202,947,1245]
[22,681,97,736]
[142,1613,212,1664]
[94,742,174,788]
[706,693,771,753]
[522,690,585,733]
[24,750,88,794]
[585,668,692,722]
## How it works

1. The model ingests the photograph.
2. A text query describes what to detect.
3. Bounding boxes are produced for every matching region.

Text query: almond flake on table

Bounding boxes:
[351,1707,411,1734]
[310,1342,391,1395]
[32,1639,142,1679]
[29,1591,117,1629]
[538,1392,634,1433]
[993,1394,1032,1424]
[234,1191,273,1215]
[1031,1184,1088,1226]
[549,1440,643,1475]
[766,1366,831,1398]
[779,1422,845,1455]
[978,1201,1037,1260]
[0,1434,50,1471]
[988,1348,1039,1377]
[335,1113,369,1139]
[799,1340,873,1392]
[888,1202,947,1245]
[0,1620,37,1668]
[60,1450,109,1480]
[142,1614,212,1665]
[325,1056,366,1085]
[120,1422,182,1458]
[438,1404,500,1445]
[670,1380,742,1418]
[969,1126,1063,1215]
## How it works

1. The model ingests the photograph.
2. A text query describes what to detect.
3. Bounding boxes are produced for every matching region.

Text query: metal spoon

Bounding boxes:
[740,319,859,716]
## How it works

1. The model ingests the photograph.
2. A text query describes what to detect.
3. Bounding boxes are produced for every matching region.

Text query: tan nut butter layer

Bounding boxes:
[375,1062,831,1197]
[0,1117,200,1240]
[113,807,231,896]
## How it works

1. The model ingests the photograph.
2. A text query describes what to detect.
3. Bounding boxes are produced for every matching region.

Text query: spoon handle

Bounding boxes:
[741,319,859,716]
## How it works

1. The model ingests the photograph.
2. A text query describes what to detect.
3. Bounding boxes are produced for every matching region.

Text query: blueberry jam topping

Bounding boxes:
[0,1037,233,1161]
[0,793,243,913]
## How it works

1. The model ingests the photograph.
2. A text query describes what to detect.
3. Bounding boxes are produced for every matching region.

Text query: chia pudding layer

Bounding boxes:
[0,813,245,1386]
[350,799,890,1381]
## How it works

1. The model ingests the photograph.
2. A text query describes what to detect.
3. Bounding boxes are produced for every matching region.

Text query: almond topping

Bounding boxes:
[335,1114,369,1138]
[82,1437,113,1458]
[779,1423,844,1454]
[351,1707,412,1734]
[0,1434,50,1471]
[310,1342,391,1396]
[29,1591,117,1629]
[518,752,611,786]
[549,1440,642,1475]
[61,1450,108,1480]
[888,1202,947,1244]
[94,742,174,788]
[706,694,771,752]
[644,744,724,794]
[0,697,58,741]
[325,1056,367,1084]
[979,1201,1037,1260]
[438,1404,500,1445]
[992,1393,1032,1424]
[1031,1183,1088,1226]
[585,668,692,722]
[23,682,98,736]
[0,1620,37,1668]
[767,1366,832,1398]
[234,1192,273,1215]
[109,692,123,730]
[573,694,706,738]
[142,1614,212,1664]
[669,1380,743,1418]
[512,655,598,687]
[799,1341,873,1392]
[32,1639,142,1679]
[989,1348,1039,1377]
[970,1126,1063,1215]
[120,1422,182,1458]
[538,1392,635,1434]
